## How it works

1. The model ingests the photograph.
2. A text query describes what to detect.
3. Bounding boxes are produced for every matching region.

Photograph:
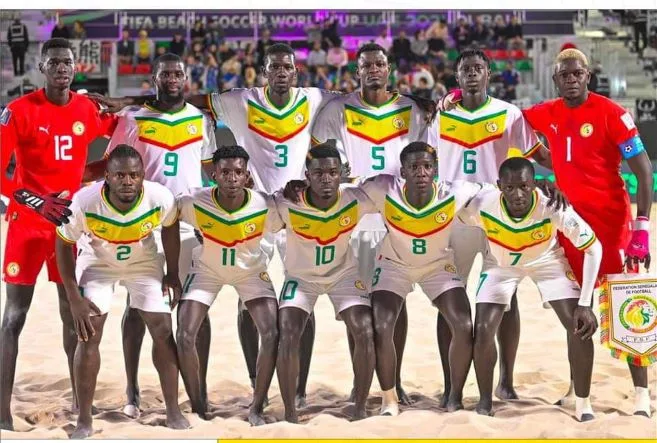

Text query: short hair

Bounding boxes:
[106,144,143,166]
[212,145,250,164]
[264,43,295,60]
[305,142,341,167]
[498,157,535,178]
[555,48,589,68]
[357,42,387,59]
[152,53,183,73]
[454,47,490,71]
[400,141,437,165]
[41,38,73,57]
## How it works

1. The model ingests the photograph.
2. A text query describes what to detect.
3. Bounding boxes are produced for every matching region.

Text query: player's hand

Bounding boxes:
[625,224,651,272]
[86,92,129,114]
[162,273,183,310]
[573,306,598,341]
[70,296,102,342]
[13,189,73,226]
[436,89,463,112]
[283,179,308,203]
[340,162,352,183]
[536,180,569,211]
[401,93,437,123]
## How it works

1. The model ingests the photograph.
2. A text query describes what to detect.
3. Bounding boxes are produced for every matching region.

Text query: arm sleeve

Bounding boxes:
[553,206,598,251]
[56,196,86,243]
[201,114,217,163]
[509,108,543,158]
[317,89,341,112]
[104,115,138,159]
[207,90,241,128]
[177,194,197,228]
[310,101,346,160]
[264,194,286,233]
[457,187,486,227]
[358,174,390,212]
[605,103,643,159]
[0,105,19,197]
[160,189,179,227]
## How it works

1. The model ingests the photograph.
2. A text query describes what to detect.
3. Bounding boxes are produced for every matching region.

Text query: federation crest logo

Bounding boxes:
[339,215,351,227]
[244,222,256,234]
[531,230,546,240]
[141,221,154,233]
[435,212,448,224]
[580,123,593,138]
[444,264,457,274]
[485,121,498,133]
[259,272,271,283]
[187,124,198,135]
[72,121,85,136]
[355,280,366,290]
[619,295,657,334]
[392,117,405,129]
[5,262,20,277]
[566,270,577,281]
[294,112,305,125]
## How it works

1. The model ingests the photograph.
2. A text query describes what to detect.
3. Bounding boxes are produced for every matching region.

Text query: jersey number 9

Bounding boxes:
[164,152,178,176]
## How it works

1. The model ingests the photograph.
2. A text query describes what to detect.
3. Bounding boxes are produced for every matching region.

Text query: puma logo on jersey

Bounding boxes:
[297,224,311,230]
[95,226,108,234]
[445,125,456,132]
[550,124,558,133]
[391,215,402,221]
[352,120,363,126]
[253,117,265,124]
[144,127,156,134]
[201,222,214,229]
[579,232,589,238]
[38,126,49,135]
[487,228,499,234]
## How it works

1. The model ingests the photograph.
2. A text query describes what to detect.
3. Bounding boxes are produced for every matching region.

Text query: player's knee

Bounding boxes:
[149,319,174,343]
[1,305,30,335]
[353,321,374,348]
[474,319,496,344]
[176,327,197,351]
[372,309,395,338]
[260,327,279,348]
[454,315,474,339]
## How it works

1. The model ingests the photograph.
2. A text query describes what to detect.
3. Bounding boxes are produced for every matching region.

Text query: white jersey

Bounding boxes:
[459,188,597,267]
[360,174,487,267]
[428,97,542,183]
[105,103,217,198]
[311,92,431,178]
[207,86,338,193]
[177,187,282,279]
[57,181,178,265]
[274,185,376,284]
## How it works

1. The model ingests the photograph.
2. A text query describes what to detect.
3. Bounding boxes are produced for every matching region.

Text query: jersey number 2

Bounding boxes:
[116,245,131,261]
[164,152,178,176]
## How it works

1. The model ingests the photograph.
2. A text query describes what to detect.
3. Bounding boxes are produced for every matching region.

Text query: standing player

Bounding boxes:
[461,158,601,420]
[85,53,217,418]
[55,145,189,438]
[310,42,433,403]
[522,48,654,417]
[428,48,557,406]
[0,38,116,430]
[175,147,281,426]
[275,144,376,423]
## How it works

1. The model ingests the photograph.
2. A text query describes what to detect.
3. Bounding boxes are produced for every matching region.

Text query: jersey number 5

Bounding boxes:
[55,135,73,161]
[371,146,385,171]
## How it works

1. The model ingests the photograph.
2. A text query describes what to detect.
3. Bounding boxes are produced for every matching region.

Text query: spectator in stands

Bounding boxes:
[413,77,433,100]
[440,65,458,91]
[71,20,87,39]
[169,31,186,57]
[7,17,28,76]
[190,80,202,95]
[205,18,225,47]
[396,77,412,94]
[117,30,135,65]
[243,63,258,88]
[222,55,242,89]
[375,29,392,52]
[51,18,70,39]
[241,53,257,78]
[191,42,205,61]
[140,79,154,95]
[500,61,519,101]
[492,15,508,49]
[321,17,341,49]
[204,54,220,92]
[427,19,449,41]
[630,10,648,55]
[427,27,447,67]
[191,20,206,45]
[471,16,491,48]
[307,41,327,68]
[411,29,428,63]
[431,80,448,101]
[217,41,236,64]
[155,45,167,59]
[314,65,333,90]
[305,19,322,50]
[505,16,524,49]
[256,29,276,67]
[411,66,434,92]
[135,29,154,64]
[296,63,312,88]
[340,71,358,93]
[206,43,218,62]
[326,42,348,77]
[186,55,205,86]
[452,17,472,50]
[392,30,413,67]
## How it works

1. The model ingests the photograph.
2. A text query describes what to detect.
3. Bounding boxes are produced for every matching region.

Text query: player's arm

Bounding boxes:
[456,182,487,227]
[86,92,210,114]
[0,106,18,198]
[265,194,286,233]
[161,193,183,308]
[200,115,218,183]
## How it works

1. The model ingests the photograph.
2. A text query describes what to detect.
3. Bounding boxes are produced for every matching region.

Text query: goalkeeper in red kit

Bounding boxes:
[522,49,654,418]
[0,38,116,430]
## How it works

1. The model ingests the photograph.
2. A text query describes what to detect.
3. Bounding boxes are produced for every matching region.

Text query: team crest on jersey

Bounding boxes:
[294,112,305,125]
[244,222,256,234]
[566,270,577,281]
[580,123,593,138]
[339,215,352,227]
[259,272,271,282]
[0,107,11,126]
[485,121,498,133]
[444,264,457,274]
[72,121,85,136]
[392,117,405,130]
[5,262,20,277]
[355,280,366,290]
[141,221,154,233]
[187,123,198,135]
[531,230,546,240]
[434,212,448,224]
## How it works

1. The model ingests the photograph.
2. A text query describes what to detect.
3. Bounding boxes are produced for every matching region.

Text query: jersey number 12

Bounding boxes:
[55,135,73,161]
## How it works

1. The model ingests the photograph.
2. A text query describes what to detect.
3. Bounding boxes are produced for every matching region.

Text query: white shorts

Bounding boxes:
[476,257,581,306]
[278,267,371,319]
[350,214,388,289]
[180,261,277,307]
[449,219,490,281]
[76,254,169,315]
[372,257,465,302]
[155,222,199,283]
[261,230,287,262]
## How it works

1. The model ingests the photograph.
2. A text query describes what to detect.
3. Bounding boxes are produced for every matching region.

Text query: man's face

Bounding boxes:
[553,58,590,101]
[400,151,436,192]
[214,158,249,199]
[41,47,75,90]
[305,157,341,200]
[497,168,535,215]
[105,157,145,204]
[457,55,489,95]
[357,50,389,90]
[264,52,297,94]
[153,60,186,99]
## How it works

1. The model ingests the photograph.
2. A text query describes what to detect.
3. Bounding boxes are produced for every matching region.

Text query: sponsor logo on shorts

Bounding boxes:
[354,280,366,290]
[392,117,405,129]
[435,212,448,224]
[294,113,305,125]
[339,215,351,227]
[244,222,256,234]
[531,230,546,240]
[444,264,457,274]
[579,123,593,138]
[141,221,154,233]
[485,121,498,133]
[566,270,577,281]
[72,121,85,136]
[619,295,657,334]
[5,262,20,277]
[259,272,271,282]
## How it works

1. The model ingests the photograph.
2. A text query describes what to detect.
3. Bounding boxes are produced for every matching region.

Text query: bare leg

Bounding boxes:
[436,312,452,408]
[121,298,145,417]
[276,307,309,423]
[473,303,507,416]
[341,306,375,421]
[237,300,259,390]
[56,284,83,413]
[196,315,211,409]
[296,312,315,408]
[0,284,35,431]
[394,302,411,405]
[495,291,520,400]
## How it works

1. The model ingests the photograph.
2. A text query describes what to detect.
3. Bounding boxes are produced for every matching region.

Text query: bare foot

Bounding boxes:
[0,417,14,431]
[446,396,464,412]
[284,412,298,424]
[71,422,93,439]
[634,411,650,418]
[122,404,141,419]
[438,390,450,409]
[351,408,368,421]
[475,399,493,416]
[397,385,413,405]
[347,387,356,403]
[295,394,307,409]
[71,404,100,415]
[495,383,518,400]
[166,412,191,430]
[248,408,266,426]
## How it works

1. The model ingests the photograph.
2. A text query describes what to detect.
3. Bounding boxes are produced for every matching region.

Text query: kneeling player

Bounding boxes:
[461,158,601,420]
[359,142,485,415]
[175,147,280,426]
[55,146,189,438]
[275,144,376,423]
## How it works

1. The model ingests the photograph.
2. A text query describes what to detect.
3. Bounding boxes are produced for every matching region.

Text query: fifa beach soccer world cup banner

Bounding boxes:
[599,274,657,366]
